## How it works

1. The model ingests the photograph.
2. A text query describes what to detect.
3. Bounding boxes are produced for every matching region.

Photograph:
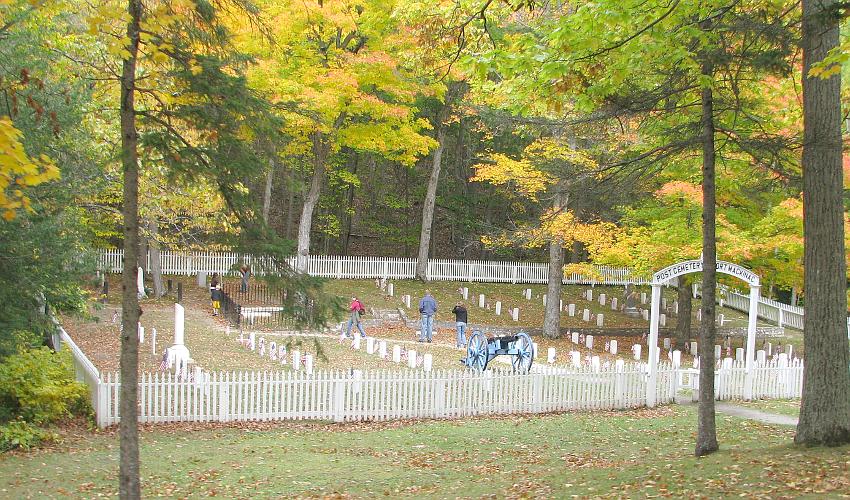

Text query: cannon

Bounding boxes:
[462,330,534,373]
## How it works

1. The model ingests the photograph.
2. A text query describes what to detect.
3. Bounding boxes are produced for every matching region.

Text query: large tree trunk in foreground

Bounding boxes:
[148,217,164,298]
[796,0,850,447]
[296,134,328,274]
[674,275,692,351]
[262,160,273,225]
[695,58,719,458]
[415,126,446,280]
[119,1,142,497]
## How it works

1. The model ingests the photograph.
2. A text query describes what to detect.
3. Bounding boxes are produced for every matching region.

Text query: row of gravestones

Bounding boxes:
[237,330,316,374]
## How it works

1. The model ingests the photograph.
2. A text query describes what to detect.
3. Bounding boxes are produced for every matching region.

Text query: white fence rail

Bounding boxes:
[97,249,644,285]
[59,326,101,412]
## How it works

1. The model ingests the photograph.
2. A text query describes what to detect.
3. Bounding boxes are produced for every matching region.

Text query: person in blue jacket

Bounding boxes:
[418,290,438,343]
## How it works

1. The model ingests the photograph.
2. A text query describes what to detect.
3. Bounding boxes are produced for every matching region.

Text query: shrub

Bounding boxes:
[0,420,55,452]
[0,347,92,425]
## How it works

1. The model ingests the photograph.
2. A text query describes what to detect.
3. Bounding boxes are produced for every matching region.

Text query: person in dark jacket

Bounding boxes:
[210,273,222,316]
[418,291,437,342]
[452,302,468,348]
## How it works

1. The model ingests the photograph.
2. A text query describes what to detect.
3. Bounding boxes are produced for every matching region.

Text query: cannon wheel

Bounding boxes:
[511,332,534,374]
[466,331,489,371]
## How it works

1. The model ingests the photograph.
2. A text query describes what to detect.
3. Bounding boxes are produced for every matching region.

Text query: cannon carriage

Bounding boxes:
[461,330,534,373]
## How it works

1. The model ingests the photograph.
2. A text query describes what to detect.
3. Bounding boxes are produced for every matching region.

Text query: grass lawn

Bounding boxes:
[1,405,847,498]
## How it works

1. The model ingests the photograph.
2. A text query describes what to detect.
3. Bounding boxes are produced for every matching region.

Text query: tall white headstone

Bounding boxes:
[138,324,144,343]
[393,345,401,363]
[366,337,375,354]
[423,353,433,372]
[137,267,146,298]
[585,335,594,349]
[249,331,256,351]
[542,295,547,306]
[571,331,579,344]
[609,339,617,355]
[714,344,721,359]
[736,347,744,362]
[586,289,593,302]
[525,289,532,300]
[512,308,519,322]
[352,336,361,350]
[387,283,394,297]
[599,293,606,306]
[547,347,556,363]
[663,337,671,350]
[559,299,563,311]
[305,354,314,375]
[570,351,581,367]
[611,297,618,310]
[495,301,502,316]
[174,303,185,345]
[690,341,698,355]
[462,287,469,300]
[407,349,417,368]
[568,304,576,317]
[596,314,604,327]
[532,342,538,359]
[479,294,485,308]
[661,298,667,310]
[632,344,642,360]
[404,295,411,308]
[591,356,601,371]
[672,350,681,368]
[659,314,667,327]
[641,292,647,304]
[785,344,794,358]
[756,350,766,365]
[582,309,590,322]
[379,341,387,358]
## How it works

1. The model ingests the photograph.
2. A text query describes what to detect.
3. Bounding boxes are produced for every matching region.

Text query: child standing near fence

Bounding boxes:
[210,273,222,316]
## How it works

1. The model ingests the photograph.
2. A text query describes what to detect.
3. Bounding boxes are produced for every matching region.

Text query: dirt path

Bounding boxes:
[715,402,798,426]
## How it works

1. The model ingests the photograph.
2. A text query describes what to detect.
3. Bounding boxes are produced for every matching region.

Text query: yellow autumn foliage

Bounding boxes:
[0,117,60,221]
[472,153,556,200]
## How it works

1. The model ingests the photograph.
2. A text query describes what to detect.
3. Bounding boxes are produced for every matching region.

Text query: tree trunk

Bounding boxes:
[148,217,164,298]
[695,57,719,458]
[342,153,357,254]
[796,0,850,447]
[119,1,142,497]
[262,160,273,225]
[284,163,297,239]
[675,275,692,350]
[543,191,568,339]
[296,134,327,273]
[415,126,446,280]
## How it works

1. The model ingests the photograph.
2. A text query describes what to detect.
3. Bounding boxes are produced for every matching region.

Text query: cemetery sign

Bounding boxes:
[653,259,759,286]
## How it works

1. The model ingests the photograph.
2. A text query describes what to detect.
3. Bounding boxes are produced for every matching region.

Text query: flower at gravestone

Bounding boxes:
[269,342,277,361]
[301,354,308,366]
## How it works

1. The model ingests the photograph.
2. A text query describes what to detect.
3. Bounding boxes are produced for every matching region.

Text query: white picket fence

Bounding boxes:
[97,249,643,285]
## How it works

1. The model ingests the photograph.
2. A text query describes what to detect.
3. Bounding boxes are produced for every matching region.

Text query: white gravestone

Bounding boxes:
[137,267,146,298]
[632,344,641,360]
[559,299,563,311]
[785,345,793,358]
[674,301,679,315]
[423,353,433,372]
[292,350,301,370]
[568,304,576,317]
[249,332,256,351]
[722,357,734,369]
[690,341,698,355]
[582,309,590,322]
[495,301,502,316]
[525,289,532,300]
[641,292,647,304]
[352,336,361,350]
[571,331,579,344]
[585,335,594,349]
[661,298,667,310]
[697,309,702,321]
[736,347,744,362]
[586,289,593,301]
[542,295,547,306]
[138,324,144,344]
[659,314,666,327]
[596,314,604,327]
[404,295,411,308]
[532,342,538,359]
[393,345,401,363]
[641,309,649,321]
[767,342,772,355]
[611,297,618,310]
[591,356,601,371]
[672,350,681,367]
[379,341,387,359]
[599,293,606,306]
[718,313,725,326]
[462,287,469,300]
[305,354,314,375]
[512,308,519,322]
[407,349,417,368]
[366,337,375,354]
[269,341,277,361]
[479,294,485,308]
[197,271,207,288]
[279,345,287,364]
[387,283,394,297]
[170,304,191,367]
[663,337,671,350]
[777,353,789,367]
[570,351,581,367]
[714,344,722,359]
[547,348,556,364]
[757,350,766,365]
[609,339,617,355]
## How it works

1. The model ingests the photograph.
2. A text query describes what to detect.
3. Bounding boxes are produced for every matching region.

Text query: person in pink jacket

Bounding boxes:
[345,296,367,338]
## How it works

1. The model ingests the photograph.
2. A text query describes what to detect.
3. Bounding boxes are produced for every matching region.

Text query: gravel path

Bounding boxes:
[715,402,798,426]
